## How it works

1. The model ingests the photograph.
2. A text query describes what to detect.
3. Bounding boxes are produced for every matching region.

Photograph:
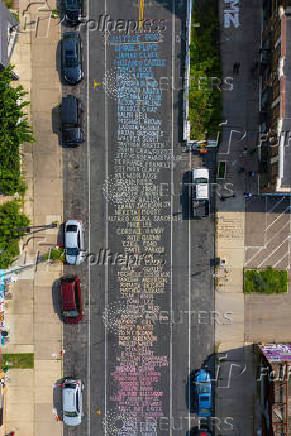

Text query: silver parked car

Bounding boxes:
[62,378,84,426]
[65,220,85,265]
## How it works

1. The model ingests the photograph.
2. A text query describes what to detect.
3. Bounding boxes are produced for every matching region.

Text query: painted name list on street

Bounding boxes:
[107,32,171,435]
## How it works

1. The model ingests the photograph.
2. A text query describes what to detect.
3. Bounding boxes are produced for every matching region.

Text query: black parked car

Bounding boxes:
[64,0,83,26]
[62,32,83,85]
[61,96,84,146]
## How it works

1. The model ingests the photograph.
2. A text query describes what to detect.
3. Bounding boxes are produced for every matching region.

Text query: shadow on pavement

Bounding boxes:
[53,378,64,421]
[185,371,196,413]
[52,104,61,138]
[52,278,63,322]
[181,170,192,220]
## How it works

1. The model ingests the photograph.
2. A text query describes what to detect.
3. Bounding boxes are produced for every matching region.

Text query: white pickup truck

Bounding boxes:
[192,167,210,217]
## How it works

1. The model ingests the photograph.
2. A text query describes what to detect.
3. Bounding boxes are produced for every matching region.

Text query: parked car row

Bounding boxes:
[60,2,85,146]
[58,220,86,426]
[58,5,86,425]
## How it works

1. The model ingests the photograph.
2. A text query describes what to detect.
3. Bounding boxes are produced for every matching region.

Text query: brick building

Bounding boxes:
[259,344,291,436]
[259,0,291,192]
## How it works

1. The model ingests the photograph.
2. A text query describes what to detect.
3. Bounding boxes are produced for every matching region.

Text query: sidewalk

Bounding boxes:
[3,1,63,435]
[215,0,261,434]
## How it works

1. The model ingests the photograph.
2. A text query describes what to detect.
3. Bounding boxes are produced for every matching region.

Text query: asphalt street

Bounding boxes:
[62,1,215,435]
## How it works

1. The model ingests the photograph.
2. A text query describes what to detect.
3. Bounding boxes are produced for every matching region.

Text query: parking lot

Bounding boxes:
[245,197,291,270]
[244,196,291,343]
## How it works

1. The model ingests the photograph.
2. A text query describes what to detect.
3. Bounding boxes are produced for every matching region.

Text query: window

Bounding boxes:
[195,178,208,184]
[66,248,78,256]
[64,411,78,417]
[66,224,77,232]
[200,396,210,402]
[199,384,211,393]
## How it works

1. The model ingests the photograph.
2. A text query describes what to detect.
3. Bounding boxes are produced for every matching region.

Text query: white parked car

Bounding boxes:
[62,378,84,426]
[192,168,210,200]
[65,220,85,265]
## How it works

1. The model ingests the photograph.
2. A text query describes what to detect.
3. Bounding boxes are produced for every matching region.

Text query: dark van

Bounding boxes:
[61,95,84,146]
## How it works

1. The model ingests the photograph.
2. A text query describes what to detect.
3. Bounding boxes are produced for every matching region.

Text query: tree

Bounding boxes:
[0,200,29,268]
[0,65,35,194]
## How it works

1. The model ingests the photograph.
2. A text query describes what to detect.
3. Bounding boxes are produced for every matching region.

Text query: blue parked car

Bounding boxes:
[193,369,212,417]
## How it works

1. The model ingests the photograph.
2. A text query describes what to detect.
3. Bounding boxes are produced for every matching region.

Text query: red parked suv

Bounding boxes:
[61,276,83,324]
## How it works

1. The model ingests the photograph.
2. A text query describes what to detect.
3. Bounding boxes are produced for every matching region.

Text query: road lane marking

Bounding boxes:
[138,0,145,29]
[104,0,108,433]
[267,197,284,214]
[245,220,290,266]
[188,112,192,433]
[265,205,291,232]
[86,2,91,433]
[256,236,289,268]
[273,252,288,269]
[170,1,175,434]
[137,208,141,239]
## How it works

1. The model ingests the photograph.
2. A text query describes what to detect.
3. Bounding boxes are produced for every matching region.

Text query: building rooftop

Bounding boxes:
[0,0,17,68]
[277,12,291,190]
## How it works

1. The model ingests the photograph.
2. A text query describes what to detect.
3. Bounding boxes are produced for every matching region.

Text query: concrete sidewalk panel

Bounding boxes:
[6,401,34,422]
[216,292,244,351]
[34,339,63,360]
[7,369,34,387]
[34,359,62,373]
[33,286,53,305]
[7,386,34,403]
[34,402,59,421]
[33,134,60,153]
[7,314,34,344]
[34,153,61,178]
[5,421,34,436]
[8,286,33,314]
[35,178,62,197]
[3,344,34,354]
[35,420,62,436]
[34,361,62,403]
[31,88,60,111]
[34,272,63,287]
[34,195,63,216]
[32,45,58,66]
[34,322,62,341]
